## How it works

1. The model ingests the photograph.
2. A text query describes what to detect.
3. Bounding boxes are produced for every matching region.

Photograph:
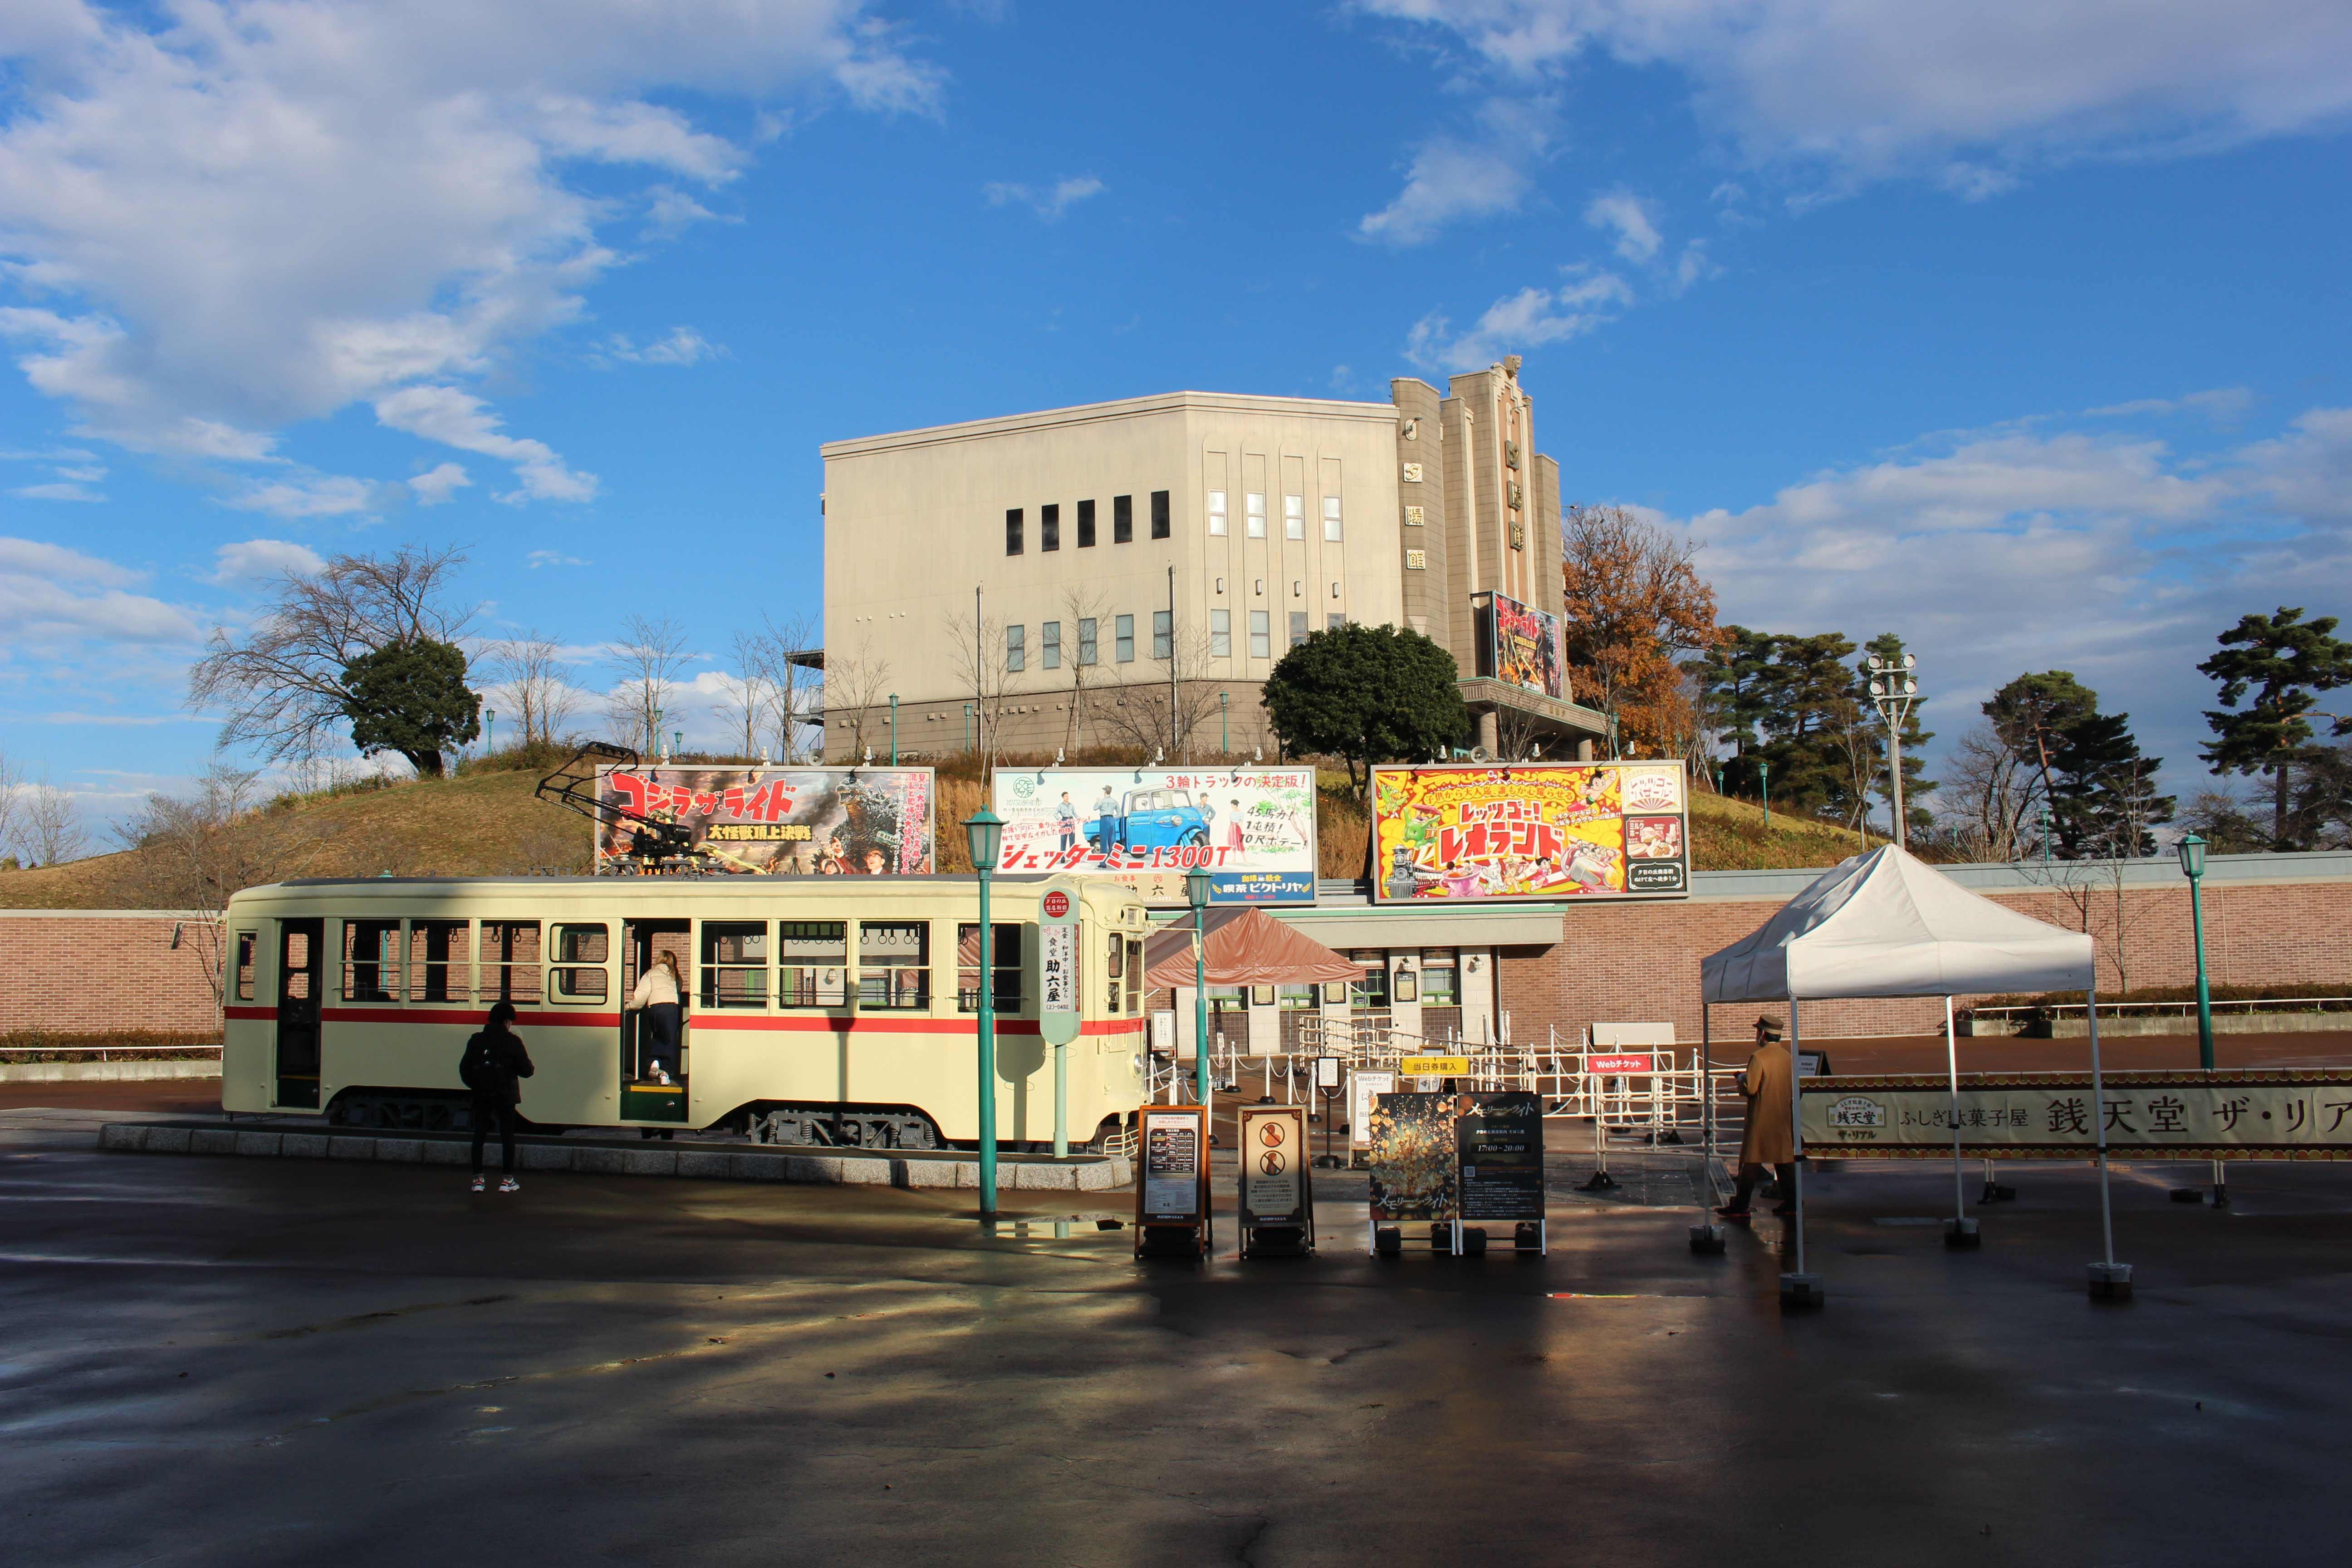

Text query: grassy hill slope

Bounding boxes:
[2,757,1897,910]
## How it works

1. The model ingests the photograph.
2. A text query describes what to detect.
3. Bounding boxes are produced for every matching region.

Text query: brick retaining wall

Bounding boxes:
[0,912,221,1035]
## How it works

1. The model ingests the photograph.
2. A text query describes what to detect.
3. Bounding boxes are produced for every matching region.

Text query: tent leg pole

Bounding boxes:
[1690,1004,1723,1254]
[1780,1000,1819,1307]
[1945,996,1976,1249]
[2086,986,2130,1299]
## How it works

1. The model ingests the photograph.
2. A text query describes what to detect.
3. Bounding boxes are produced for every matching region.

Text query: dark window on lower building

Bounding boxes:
[1040,503,1059,552]
[1152,610,1171,659]
[1113,494,1133,543]
[1077,498,1096,547]
[1150,490,1170,539]
[1005,508,1023,555]
[1289,611,1309,649]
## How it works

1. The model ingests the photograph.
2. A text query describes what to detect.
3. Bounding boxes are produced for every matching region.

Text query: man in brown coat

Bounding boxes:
[1718,1015,1796,1220]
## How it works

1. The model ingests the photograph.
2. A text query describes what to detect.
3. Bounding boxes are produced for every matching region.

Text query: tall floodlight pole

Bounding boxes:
[1186,866,1213,1106]
[965,809,1005,1217]
[1866,651,1921,849]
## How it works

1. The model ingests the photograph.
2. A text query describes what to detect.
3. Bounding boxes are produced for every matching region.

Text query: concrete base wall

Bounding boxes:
[0,1059,221,1083]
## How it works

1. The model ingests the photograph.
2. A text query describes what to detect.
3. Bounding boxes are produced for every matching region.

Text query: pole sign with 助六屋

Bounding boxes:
[1037,887,1080,1047]
[1802,1070,2352,1160]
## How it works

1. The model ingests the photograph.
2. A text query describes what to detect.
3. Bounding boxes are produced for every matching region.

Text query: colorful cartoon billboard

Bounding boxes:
[1369,763,1689,902]
[1475,591,1564,700]
[991,766,1318,905]
[593,765,935,876]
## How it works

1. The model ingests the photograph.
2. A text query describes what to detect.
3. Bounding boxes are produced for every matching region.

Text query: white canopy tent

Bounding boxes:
[1698,845,2122,1301]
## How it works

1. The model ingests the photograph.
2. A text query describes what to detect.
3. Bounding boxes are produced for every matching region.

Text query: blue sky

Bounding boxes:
[2,0,2348,838]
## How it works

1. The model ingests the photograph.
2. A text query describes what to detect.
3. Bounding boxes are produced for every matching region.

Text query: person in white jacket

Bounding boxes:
[628,951,685,1082]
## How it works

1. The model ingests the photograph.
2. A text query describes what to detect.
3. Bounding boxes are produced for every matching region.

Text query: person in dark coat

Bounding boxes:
[463,1000,535,1192]
[1717,1015,1796,1220]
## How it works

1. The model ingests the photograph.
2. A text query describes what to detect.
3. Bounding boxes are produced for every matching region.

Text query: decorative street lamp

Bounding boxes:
[1186,864,1214,1107]
[1758,759,1770,824]
[2177,830,2215,1072]
[651,706,664,761]
[1219,690,1230,755]
[888,694,899,765]
[964,808,1006,1217]
[484,709,495,756]
[2038,803,2052,866]
[1866,651,1921,849]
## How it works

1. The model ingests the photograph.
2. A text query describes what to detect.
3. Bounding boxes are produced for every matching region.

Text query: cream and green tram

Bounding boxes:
[219,875,1152,1150]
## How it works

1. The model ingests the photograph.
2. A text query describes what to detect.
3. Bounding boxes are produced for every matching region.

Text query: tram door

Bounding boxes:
[620,919,691,1123]
[275,918,323,1108]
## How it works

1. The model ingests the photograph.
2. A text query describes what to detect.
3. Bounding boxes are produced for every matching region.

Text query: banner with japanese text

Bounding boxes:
[1474,591,1563,700]
[593,765,935,876]
[990,767,1317,905]
[1369,763,1689,902]
[1801,1071,2352,1160]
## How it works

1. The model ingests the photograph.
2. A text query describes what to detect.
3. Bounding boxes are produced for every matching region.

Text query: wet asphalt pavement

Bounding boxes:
[4,1105,2347,1567]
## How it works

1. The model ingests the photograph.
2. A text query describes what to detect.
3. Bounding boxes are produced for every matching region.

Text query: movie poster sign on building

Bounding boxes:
[1369,763,1689,902]
[593,766,935,876]
[1474,591,1563,700]
[990,767,1317,904]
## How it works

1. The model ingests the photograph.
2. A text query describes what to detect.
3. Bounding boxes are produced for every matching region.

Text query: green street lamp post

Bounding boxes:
[2177,831,2215,1072]
[1758,759,1770,823]
[484,709,495,757]
[888,694,899,765]
[962,702,975,753]
[1219,690,1229,755]
[651,707,664,760]
[964,808,1005,1217]
[1186,865,1213,1106]
[2038,804,2052,866]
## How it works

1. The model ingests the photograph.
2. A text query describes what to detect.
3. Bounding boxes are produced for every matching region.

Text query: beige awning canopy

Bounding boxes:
[1142,906,1363,989]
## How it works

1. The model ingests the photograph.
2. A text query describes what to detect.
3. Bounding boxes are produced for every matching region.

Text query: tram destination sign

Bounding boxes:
[1370,763,1689,903]
[594,765,935,876]
[991,767,1317,905]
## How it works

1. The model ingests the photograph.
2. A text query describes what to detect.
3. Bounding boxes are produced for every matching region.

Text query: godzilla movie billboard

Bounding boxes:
[1474,591,1564,700]
[1369,763,1688,903]
[593,765,935,876]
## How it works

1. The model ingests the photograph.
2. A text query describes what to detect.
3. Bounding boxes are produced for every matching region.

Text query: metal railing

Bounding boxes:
[1971,995,2352,1021]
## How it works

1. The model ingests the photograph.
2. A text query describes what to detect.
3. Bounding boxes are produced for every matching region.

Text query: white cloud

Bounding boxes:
[983,175,1107,221]
[2087,387,2256,422]
[598,328,726,367]
[211,539,328,583]
[222,474,387,519]
[1406,271,1632,371]
[0,536,197,643]
[1583,189,1661,262]
[408,462,472,505]
[1360,138,1532,246]
[373,386,598,502]
[0,2,938,491]
[0,443,108,501]
[527,549,590,568]
[0,538,144,588]
[9,481,104,502]
[1355,1,2352,186]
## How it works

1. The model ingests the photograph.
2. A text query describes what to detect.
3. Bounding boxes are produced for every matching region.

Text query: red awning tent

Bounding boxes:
[1142,905,1362,989]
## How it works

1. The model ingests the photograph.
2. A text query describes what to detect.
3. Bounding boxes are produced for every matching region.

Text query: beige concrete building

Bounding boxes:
[817,356,1609,762]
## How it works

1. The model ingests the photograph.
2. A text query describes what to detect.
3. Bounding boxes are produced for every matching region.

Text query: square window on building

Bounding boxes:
[1245,492,1266,539]
[1323,495,1343,541]
[1328,612,1346,632]
[1284,494,1304,540]
[1249,609,1270,660]
[1151,490,1170,539]
[1042,621,1061,669]
[1289,610,1308,649]
[1210,608,1230,658]
[1040,503,1059,552]
[1115,613,1134,662]
[1207,490,1228,535]
[1078,617,1098,666]
[1152,609,1171,659]
[1005,507,1023,555]
[1113,495,1133,543]
[1077,498,1096,548]
[1005,623,1025,672]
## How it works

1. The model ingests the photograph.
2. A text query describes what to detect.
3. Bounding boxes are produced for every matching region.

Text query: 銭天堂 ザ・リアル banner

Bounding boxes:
[1370,764,1688,902]
[991,767,1317,904]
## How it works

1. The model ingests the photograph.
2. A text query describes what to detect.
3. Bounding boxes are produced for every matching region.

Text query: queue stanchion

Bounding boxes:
[1313,1056,1343,1168]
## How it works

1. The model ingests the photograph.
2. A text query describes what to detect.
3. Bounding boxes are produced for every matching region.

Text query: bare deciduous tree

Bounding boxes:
[20,779,87,865]
[1057,583,1110,754]
[821,638,894,762]
[1936,720,2043,861]
[0,750,22,865]
[605,615,691,757]
[721,629,770,760]
[946,594,1017,772]
[753,612,819,763]
[1090,618,1226,763]
[490,631,577,749]
[189,544,471,764]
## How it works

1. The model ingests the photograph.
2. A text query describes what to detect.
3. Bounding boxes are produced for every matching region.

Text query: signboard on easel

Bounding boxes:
[1368,1092,1458,1253]
[1136,1104,1211,1256]
[1457,1091,1547,1253]
[1237,1105,1313,1258]
[1348,1068,1396,1166]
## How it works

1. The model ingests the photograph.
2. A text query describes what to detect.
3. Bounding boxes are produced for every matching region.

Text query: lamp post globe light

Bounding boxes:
[1186,865,1214,1107]
[2177,830,2215,1072]
[1758,759,1770,823]
[1865,650,1921,849]
[484,709,495,756]
[964,808,1006,1216]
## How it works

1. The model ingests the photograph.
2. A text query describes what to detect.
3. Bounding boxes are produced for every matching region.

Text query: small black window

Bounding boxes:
[1150,490,1170,539]
[1077,499,1096,548]
[1113,495,1133,544]
[1005,508,1023,556]
[1040,503,1060,552]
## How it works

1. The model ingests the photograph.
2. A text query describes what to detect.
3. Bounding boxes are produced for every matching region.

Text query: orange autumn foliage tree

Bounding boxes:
[1558,504,1725,763]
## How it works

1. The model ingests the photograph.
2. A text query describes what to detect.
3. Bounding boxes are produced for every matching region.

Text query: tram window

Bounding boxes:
[1125,939,1142,1017]
[406,920,470,1004]
[1105,932,1124,1014]
[341,919,402,1002]
[480,920,544,1005]
[858,921,929,1010]
[701,921,769,1009]
[956,923,1023,1013]
[550,923,609,1003]
[233,932,257,1002]
[778,921,848,1008]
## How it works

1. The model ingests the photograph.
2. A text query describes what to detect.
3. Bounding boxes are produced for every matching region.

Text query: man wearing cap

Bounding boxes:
[1719,1015,1796,1220]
